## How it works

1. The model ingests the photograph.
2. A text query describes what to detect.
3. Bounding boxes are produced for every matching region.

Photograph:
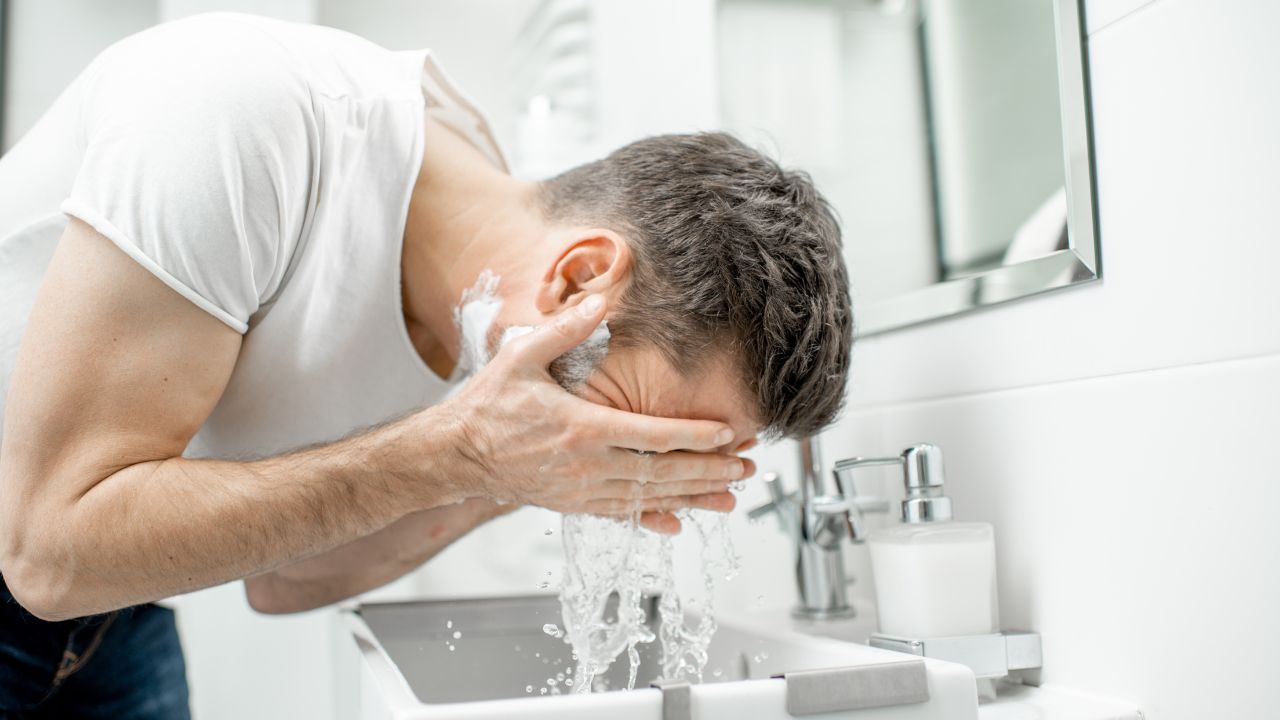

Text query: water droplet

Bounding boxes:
[545,570,553,576]
[542,623,565,639]
[525,685,533,693]
[728,479,746,492]
[712,668,723,678]
[544,528,554,536]
[452,630,462,639]
[547,677,557,686]
[540,687,548,695]
[448,644,455,652]
[536,582,550,590]
[446,620,453,629]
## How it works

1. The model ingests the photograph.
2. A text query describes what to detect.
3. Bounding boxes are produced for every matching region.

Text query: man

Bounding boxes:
[0,12,851,720]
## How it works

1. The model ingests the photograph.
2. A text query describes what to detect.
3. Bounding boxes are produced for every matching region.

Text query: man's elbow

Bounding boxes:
[1,541,79,622]
[244,573,313,615]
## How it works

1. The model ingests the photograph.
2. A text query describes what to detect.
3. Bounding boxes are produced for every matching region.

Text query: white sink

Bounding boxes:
[345,595,978,720]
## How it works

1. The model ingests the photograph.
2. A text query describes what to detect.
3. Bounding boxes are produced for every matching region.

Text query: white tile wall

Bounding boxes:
[831,354,1280,717]
[810,0,1280,716]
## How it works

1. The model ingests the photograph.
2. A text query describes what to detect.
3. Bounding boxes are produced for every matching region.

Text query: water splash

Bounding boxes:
[557,509,739,692]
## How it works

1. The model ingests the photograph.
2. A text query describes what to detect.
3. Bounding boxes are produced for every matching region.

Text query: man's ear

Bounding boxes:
[534,229,633,313]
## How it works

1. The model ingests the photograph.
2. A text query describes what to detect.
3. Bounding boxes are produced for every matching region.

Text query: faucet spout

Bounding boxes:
[798,437,855,549]
[797,435,828,505]
[750,437,889,620]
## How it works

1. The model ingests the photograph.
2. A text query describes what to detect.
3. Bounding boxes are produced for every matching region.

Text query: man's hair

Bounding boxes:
[538,132,853,439]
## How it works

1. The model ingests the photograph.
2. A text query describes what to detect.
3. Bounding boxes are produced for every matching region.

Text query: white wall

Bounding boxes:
[159,0,315,22]
[316,0,541,154]
[1,0,157,150]
[800,0,1280,716]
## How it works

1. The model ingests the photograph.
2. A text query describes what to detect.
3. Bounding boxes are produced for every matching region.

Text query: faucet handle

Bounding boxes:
[748,472,801,543]
[747,472,793,518]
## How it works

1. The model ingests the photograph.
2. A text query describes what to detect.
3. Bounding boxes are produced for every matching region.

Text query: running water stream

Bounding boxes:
[557,509,739,692]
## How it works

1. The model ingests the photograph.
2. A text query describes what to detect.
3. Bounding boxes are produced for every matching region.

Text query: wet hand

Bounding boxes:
[439,295,752,519]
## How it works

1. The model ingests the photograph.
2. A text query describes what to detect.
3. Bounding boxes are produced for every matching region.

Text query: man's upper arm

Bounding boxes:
[0,218,241,534]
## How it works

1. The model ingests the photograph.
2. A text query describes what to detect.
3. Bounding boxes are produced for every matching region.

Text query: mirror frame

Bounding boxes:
[856,0,1100,337]
[0,0,7,149]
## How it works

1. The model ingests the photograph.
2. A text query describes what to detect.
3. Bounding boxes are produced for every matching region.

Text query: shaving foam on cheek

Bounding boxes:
[454,270,503,375]
[453,271,612,388]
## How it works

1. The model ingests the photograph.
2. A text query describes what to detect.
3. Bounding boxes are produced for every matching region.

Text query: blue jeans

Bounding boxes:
[0,576,190,719]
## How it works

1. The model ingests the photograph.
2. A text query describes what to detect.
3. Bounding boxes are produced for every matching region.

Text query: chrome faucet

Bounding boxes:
[749,437,890,620]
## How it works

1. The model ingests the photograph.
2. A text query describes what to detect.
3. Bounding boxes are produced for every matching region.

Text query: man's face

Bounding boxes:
[470,290,759,456]
[483,313,760,456]
[574,344,760,457]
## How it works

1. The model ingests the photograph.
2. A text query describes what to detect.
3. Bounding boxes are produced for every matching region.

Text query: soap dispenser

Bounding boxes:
[837,444,997,639]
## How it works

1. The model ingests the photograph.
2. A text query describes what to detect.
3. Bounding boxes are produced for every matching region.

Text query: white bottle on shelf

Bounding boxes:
[869,520,997,638]
[848,444,998,638]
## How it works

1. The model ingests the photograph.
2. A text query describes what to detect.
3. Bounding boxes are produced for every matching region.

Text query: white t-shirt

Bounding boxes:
[0,12,509,458]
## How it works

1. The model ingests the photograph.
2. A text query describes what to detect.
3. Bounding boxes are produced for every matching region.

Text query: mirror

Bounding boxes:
[718,0,1099,335]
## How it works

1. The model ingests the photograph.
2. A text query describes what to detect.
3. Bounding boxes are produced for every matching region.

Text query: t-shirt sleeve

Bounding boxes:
[62,16,316,333]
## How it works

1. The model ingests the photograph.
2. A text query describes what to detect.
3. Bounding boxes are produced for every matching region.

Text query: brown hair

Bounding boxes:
[538,132,853,439]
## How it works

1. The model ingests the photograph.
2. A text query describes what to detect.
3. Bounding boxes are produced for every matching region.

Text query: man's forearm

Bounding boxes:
[7,408,470,621]
[245,499,508,614]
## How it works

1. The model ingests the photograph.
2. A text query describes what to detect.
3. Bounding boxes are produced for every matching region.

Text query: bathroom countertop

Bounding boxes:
[732,605,1142,720]
[978,683,1143,720]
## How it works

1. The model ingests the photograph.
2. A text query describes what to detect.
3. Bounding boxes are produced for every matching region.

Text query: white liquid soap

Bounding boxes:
[868,521,997,637]
[861,444,999,639]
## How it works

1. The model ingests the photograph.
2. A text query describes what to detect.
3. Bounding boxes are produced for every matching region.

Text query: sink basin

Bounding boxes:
[345,595,977,720]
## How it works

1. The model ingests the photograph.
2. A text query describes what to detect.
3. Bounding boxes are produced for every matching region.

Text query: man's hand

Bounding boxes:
[427,295,749,533]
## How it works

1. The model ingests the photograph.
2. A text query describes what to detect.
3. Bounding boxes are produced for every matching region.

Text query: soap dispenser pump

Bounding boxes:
[837,444,998,639]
